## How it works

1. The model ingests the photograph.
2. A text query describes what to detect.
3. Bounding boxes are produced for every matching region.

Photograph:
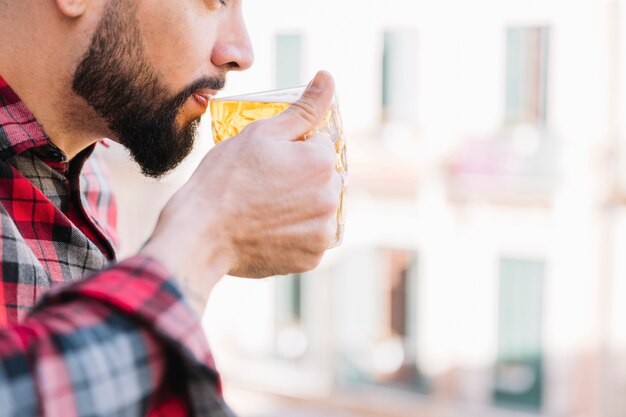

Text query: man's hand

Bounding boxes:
[141,71,340,313]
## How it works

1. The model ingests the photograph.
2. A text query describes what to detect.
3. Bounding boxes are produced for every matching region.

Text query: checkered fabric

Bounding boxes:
[0,76,236,416]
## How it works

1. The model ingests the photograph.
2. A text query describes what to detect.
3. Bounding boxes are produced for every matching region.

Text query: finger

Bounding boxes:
[270,70,335,140]
[304,132,336,159]
[331,171,343,197]
[292,133,336,175]
[327,215,338,245]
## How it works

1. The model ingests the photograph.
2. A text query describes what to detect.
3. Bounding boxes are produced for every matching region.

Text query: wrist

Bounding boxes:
[140,215,234,314]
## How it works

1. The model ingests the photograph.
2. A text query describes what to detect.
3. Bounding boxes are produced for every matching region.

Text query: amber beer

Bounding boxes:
[210,88,347,247]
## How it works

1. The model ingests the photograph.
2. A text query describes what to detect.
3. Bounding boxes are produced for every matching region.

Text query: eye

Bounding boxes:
[206,0,226,9]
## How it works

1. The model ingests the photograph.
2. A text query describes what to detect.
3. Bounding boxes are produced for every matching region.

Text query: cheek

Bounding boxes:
[136,3,218,90]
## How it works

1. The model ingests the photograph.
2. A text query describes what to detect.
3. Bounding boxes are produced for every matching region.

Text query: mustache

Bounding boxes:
[169,75,227,110]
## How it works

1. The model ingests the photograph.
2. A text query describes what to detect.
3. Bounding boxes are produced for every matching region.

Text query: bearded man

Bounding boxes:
[0,0,340,416]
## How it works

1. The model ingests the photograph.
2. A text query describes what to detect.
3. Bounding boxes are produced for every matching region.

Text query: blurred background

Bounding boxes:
[97,0,626,416]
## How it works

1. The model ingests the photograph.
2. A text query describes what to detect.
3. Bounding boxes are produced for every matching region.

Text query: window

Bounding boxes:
[384,249,419,389]
[274,274,307,359]
[382,30,419,124]
[276,34,303,89]
[336,248,421,391]
[275,273,302,324]
[505,27,550,126]
[494,258,545,411]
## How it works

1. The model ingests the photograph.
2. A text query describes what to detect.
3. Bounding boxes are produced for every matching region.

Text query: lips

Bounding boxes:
[192,91,213,110]
[176,88,219,127]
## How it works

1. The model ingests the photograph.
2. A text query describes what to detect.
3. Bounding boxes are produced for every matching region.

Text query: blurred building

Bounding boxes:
[99,0,626,416]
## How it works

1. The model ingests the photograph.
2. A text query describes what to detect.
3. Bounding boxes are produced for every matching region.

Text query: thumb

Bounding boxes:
[271,70,335,140]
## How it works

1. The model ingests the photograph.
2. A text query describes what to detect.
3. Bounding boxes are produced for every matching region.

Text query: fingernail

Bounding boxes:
[307,75,324,94]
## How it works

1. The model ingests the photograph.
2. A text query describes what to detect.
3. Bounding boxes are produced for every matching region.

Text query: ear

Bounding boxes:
[54,0,89,18]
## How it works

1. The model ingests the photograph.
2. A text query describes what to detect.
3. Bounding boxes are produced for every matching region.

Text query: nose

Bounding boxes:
[212,9,255,72]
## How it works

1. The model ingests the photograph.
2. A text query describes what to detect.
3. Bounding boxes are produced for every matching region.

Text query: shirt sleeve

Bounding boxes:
[0,255,237,417]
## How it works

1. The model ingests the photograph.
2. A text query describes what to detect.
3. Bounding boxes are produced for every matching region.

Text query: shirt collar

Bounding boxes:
[0,75,68,163]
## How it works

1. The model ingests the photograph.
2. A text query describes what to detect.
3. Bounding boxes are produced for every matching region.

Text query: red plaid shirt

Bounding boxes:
[0,77,235,416]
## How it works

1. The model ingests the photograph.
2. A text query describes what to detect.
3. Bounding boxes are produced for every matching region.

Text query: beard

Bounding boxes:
[72,0,225,178]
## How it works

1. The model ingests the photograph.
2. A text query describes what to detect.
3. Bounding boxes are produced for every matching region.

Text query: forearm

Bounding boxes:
[140,231,230,316]
[2,302,166,416]
[0,256,233,417]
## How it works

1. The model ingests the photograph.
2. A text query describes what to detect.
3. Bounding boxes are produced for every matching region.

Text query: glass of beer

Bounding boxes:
[210,87,347,247]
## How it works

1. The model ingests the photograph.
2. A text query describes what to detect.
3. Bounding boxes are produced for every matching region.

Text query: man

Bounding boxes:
[0,0,340,416]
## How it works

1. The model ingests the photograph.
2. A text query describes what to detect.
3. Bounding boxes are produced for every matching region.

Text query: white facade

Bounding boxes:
[100,1,626,416]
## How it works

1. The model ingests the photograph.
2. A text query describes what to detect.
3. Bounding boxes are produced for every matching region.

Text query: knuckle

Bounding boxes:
[292,260,310,274]
[241,119,267,137]
[313,222,334,250]
[319,190,339,216]
[298,253,324,272]
[306,149,335,178]
[310,134,336,159]
[327,219,338,239]
[322,145,337,168]
[289,100,319,126]
[291,224,333,273]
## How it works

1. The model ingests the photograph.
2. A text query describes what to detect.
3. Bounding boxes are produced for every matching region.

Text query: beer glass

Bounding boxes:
[210,87,347,247]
